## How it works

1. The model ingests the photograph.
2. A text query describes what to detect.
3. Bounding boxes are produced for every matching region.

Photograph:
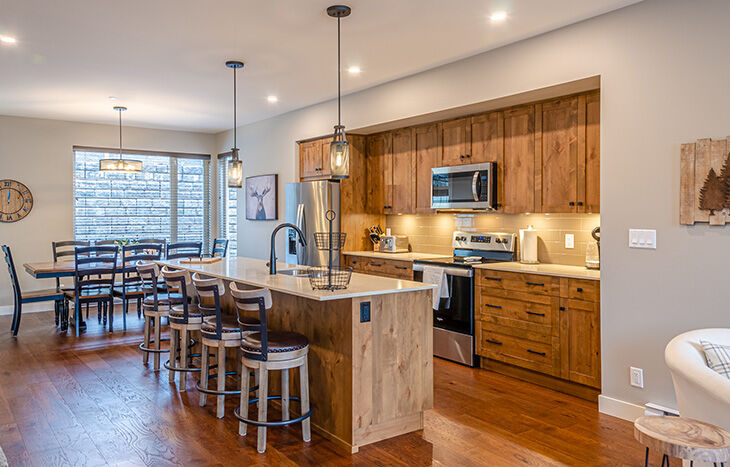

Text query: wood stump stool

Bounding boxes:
[634,416,730,466]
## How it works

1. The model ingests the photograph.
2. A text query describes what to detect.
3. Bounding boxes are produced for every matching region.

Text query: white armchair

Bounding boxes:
[665,328,730,431]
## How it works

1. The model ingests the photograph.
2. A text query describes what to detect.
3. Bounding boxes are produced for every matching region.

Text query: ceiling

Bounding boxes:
[0,0,640,133]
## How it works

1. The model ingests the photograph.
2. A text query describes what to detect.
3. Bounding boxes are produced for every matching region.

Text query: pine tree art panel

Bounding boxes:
[680,137,730,225]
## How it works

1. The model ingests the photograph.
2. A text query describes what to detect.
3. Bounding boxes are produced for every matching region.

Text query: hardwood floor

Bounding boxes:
[0,309,657,466]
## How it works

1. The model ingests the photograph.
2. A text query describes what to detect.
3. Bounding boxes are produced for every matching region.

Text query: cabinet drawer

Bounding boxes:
[478,295,556,339]
[479,330,557,375]
[561,278,599,301]
[344,256,368,274]
[478,270,559,295]
[365,258,412,279]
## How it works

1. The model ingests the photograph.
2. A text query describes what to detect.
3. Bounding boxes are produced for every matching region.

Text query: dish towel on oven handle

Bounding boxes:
[422,265,450,310]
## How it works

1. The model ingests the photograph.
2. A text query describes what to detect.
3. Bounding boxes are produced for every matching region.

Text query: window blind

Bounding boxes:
[216,155,238,256]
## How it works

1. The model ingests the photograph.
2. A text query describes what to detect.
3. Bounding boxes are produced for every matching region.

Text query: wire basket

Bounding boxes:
[307,266,352,291]
[313,232,348,251]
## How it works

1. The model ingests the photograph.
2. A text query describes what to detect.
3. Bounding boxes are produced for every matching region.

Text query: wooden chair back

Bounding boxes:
[52,240,90,290]
[161,266,194,322]
[120,244,162,286]
[73,246,118,301]
[230,282,272,361]
[192,273,226,338]
[166,242,202,260]
[136,261,161,307]
[211,239,229,258]
[2,245,21,305]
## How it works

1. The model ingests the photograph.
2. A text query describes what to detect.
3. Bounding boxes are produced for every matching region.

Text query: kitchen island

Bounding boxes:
[158,257,435,454]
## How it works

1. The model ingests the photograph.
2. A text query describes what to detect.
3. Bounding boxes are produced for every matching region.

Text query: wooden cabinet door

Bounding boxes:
[471,111,504,209]
[391,128,415,214]
[414,123,441,213]
[300,140,322,179]
[367,132,392,214]
[502,106,536,213]
[541,97,579,213]
[319,137,332,177]
[583,91,600,213]
[441,118,471,166]
[560,298,601,388]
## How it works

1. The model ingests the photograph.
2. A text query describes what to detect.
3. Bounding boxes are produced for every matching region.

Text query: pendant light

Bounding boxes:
[99,106,142,173]
[226,60,244,188]
[327,5,351,178]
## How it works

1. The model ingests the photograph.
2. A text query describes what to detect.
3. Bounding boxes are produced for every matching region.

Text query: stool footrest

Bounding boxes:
[233,396,313,427]
[139,338,171,354]
[164,360,202,373]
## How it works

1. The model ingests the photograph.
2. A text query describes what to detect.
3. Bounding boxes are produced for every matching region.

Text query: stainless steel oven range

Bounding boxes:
[413,231,516,367]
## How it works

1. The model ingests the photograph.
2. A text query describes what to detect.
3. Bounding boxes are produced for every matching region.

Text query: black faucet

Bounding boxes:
[270,223,306,275]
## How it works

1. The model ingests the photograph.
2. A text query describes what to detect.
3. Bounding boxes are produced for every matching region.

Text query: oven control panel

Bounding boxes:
[452,231,515,252]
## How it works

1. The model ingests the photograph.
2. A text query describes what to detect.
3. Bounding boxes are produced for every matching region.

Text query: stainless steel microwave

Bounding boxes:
[431,162,497,210]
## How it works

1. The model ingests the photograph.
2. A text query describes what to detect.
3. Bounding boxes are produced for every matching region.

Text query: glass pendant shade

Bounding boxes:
[228,151,243,188]
[330,137,349,178]
[99,158,143,173]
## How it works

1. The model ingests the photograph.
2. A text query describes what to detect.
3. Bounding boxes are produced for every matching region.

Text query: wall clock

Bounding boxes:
[0,180,33,223]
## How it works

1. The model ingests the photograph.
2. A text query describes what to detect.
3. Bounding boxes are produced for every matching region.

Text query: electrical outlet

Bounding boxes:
[630,367,644,388]
[564,233,574,249]
[360,301,371,323]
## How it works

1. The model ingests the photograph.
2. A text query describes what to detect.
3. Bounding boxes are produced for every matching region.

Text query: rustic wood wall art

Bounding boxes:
[680,137,730,225]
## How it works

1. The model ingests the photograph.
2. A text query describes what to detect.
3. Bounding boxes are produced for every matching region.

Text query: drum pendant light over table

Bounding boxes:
[99,106,142,173]
[327,5,351,178]
[226,60,244,188]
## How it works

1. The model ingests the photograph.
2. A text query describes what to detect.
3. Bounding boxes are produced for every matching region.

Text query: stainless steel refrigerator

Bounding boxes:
[285,180,341,267]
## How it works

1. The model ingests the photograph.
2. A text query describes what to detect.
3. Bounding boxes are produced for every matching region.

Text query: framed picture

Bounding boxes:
[245,174,278,221]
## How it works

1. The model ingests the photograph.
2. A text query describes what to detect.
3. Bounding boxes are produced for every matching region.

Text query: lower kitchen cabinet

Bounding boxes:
[344,255,413,280]
[476,269,600,396]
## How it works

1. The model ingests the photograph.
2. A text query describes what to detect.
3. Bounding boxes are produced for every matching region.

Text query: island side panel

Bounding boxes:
[265,291,354,451]
[351,289,433,448]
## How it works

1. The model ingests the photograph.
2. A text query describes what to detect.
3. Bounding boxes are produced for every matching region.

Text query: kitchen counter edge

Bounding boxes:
[473,262,600,280]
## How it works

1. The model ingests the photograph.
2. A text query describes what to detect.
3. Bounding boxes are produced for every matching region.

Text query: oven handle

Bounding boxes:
[412,263,473,278]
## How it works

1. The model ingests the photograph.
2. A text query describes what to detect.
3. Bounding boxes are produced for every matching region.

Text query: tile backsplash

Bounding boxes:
[385,213,600,267]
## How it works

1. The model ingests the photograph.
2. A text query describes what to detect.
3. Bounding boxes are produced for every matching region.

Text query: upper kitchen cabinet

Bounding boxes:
[539,96,579,213]
[319,137,332,177]
[366,132,392,214]
[584,91,600,213]
[440,118,471,166]
[470,111,504,210]
[299,139,323,179]
[414,123,441,213]
[502,105,537,214]
[390,128,415,214]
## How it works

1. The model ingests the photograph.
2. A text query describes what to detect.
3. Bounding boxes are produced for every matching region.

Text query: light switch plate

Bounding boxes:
[564,233,574,249]
[629,229,657,249]
[630,367,644,388]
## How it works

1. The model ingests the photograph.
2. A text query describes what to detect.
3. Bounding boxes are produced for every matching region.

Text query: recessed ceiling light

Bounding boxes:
[0,35,17,44]
[348,66,361,74]
[489,11,507,22]
[108,96,118,101]
[267,95,278,103]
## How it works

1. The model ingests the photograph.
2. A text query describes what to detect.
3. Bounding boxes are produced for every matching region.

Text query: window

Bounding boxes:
[73,149,211,247]
[217,154,238,256]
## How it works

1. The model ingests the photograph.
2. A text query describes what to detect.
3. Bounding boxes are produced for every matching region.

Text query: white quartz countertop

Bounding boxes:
[342,251,450,261]
[158,257,436,301]
[473,262,600,280]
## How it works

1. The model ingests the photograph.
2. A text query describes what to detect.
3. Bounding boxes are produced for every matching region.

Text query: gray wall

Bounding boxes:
[217,0,730,411]
[0,115,216,310]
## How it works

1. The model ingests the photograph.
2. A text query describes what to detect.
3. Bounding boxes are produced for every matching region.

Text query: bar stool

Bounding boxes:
[136,262,180,371]
[230,283,312,453]
[162,266,209,391]
[192,273,255,418]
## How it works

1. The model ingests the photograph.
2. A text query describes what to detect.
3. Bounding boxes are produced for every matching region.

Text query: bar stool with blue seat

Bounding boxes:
[230,283,312,453]
[162,266,210,391]
[192,273,258,418]
[136,262,181,371]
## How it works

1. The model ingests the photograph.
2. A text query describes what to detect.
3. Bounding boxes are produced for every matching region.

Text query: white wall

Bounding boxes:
[216,0,730,412]
[0,115,216,310]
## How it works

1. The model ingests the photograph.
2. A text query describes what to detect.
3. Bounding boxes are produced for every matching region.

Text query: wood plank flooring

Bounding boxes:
[0,309,658,466]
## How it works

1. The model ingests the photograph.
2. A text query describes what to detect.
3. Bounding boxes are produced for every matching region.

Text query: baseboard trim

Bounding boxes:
[0,303,54,316]
[598,395,645,422]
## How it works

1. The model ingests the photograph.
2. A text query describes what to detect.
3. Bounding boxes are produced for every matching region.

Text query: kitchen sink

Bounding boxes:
[277,268,311,277]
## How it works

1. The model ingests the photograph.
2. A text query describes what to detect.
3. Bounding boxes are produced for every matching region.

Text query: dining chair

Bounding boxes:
[166,242,202,260]
[52,240,92,323]
[202,239,229,258]
[112,243,162,330]
[63,246,118,336]
[2,245,66,336]
[94,239,121,247]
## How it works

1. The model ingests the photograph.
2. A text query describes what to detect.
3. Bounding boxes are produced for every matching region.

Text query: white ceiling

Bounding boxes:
[0,0,640,133]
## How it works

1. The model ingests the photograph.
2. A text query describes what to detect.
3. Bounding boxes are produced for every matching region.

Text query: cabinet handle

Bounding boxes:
[569,201,575,206]
[486,338,503,346]
[576,287,583,292]
[484,276,502,282]
[371,263,382,267]
[395,265,408,270]
[485,303,502,309]
[577,201,584,206]
[526,311,545,317]
[526,281,544,287]
[527,349,546,357]
[459,154,464,159]
[466,154,471,158]
[559,306,566,311]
